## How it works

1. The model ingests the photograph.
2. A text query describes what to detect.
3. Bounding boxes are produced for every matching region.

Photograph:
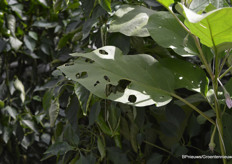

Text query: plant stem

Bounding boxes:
[143,140,172,155]
[170,93,215,125]
[219,65,232,79]
[213,46,227,163]
[193,36,214,81]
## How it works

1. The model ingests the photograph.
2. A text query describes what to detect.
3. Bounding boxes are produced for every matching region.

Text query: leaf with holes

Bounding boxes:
[176,3,232,53]
[58,46,175,107]
[109,5,155,37]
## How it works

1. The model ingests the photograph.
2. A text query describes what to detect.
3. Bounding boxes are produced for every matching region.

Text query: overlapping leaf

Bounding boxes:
[177,3,232,53]
[109,5,155,37]
[59,46,175,107]
[147,11,198,56]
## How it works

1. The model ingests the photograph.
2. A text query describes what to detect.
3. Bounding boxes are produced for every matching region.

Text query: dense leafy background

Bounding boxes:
[1,0,232,164]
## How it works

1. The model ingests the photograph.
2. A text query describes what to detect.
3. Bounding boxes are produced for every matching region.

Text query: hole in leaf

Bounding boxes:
[104,79,131,97]
[105,84,117,97]
[117,79,131,92]
[85,58,94,63]
[76,72,88,79]
[99,49,108,55]
[128,95,137,103]
[94,81,100,87]
[104,75,110,82]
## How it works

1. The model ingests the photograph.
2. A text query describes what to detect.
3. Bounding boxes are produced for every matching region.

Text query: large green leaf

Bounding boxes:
[177,3,232,53]
[109,5,155,37]
[58,46,175,107]
[147,11,198,56]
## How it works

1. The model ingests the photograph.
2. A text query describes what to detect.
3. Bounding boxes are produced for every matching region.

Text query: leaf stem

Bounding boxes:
[219,64,232,79]
[143,140,172,155]
[193,36,214,81]
[170,93,215,125]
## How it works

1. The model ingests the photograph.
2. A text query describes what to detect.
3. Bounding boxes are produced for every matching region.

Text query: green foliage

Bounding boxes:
[2,0,232,163]
[177,3,232,53]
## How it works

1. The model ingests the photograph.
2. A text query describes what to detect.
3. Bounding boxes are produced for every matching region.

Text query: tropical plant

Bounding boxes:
[1,0,232,163]
[59,0,232,163]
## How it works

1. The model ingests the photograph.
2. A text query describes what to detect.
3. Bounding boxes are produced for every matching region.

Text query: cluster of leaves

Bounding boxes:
[59,0,232,163]
[1,0,232,164]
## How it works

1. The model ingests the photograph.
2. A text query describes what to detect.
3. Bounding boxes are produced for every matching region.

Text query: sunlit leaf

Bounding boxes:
[109,5,155,37]
[59,46,175,107]
[176,3,232,53]
[13,77,25,103]
[98,0,111,12]
[9,36,22,51]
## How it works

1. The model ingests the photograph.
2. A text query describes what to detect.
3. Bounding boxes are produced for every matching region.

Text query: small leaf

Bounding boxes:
[74,83,90,114]
[21,119,38,133]
[9,36,22,51]
[58,32,75,49]
[7,14,16,37]
[13,77,25,103]
[3,106,17,119]
[24,35,36,51]
[28,31,38,40]
[97,137,106,160]
[98,0,111,12]
[44,141,74,156]
[49,100,60,127]
[42,89,53,111]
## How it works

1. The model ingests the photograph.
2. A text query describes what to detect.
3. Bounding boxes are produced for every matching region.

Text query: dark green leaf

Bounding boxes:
[0,38,6,52]
[58,32,75,49]
[107,147,129,164]
[74,83,90,114]
[108,33,130,55]
[147,11,198,56]
[160,58,208,95]
[147,153,163,164]
[63,124,79,146]
[43,89,53,111]
[49,100,60,127]
[97,137,106,160]
[89,101,101,126]
[44,141,74,156]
